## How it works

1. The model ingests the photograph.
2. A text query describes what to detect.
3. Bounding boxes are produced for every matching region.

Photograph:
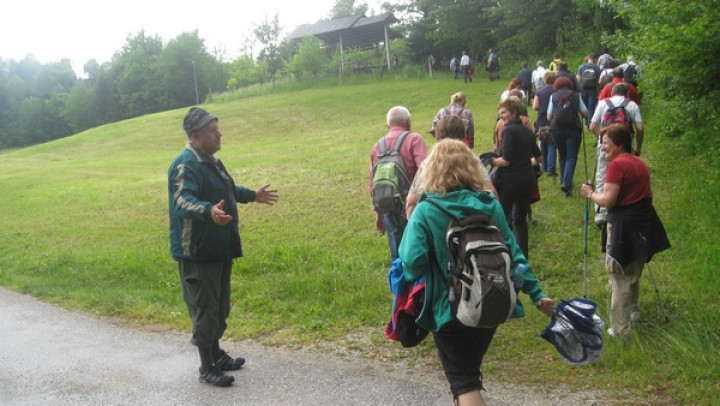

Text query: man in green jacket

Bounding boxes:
[168,107,278,387]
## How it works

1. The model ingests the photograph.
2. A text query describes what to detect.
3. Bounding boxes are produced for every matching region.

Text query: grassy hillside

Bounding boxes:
[0,74,717,404]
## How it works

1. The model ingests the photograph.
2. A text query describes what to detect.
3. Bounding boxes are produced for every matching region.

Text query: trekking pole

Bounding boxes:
[645,263,670,323]
[581,126,590,298]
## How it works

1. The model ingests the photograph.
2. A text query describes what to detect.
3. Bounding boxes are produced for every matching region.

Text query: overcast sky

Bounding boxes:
[1,0,385,75]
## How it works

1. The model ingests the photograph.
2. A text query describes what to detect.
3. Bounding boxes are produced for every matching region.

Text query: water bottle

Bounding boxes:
[513,264,529,290]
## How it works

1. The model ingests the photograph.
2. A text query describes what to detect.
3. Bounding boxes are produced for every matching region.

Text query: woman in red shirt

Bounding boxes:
[581,124,670,339]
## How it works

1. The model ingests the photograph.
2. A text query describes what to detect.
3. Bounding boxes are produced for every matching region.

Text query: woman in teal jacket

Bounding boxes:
[399,139,555,406]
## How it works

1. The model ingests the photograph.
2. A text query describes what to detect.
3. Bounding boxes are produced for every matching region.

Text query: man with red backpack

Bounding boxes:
[589,83,643,247]
[598,67,642,104]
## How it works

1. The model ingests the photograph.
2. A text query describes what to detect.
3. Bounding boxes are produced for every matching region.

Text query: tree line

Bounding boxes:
[1,0,717,155]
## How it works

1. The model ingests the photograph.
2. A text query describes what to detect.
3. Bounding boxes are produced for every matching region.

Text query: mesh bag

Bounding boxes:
[541,298,604,365]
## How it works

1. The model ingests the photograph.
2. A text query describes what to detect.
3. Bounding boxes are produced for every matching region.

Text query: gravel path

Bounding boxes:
[0,287,608,405]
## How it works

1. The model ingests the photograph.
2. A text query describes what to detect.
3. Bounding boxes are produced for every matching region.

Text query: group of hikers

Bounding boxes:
[449,48,501,83]
[369,48,669,405]
[164,46,668,404]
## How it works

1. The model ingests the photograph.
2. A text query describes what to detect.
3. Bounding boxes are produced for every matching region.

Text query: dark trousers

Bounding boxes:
[433,320,497,397]
[383,209,407,263]
[581,88,598,127]
[551,128,582,190]
[497,170,534,258]
[178,260,233,347]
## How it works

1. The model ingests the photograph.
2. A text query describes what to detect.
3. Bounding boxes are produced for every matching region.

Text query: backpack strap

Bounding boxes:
[384,130,410,154]
[421,197,455,284]
[377,136,389,155]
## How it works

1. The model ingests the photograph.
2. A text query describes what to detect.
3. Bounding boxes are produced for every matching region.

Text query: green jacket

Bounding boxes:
[168,143,256,261]
[398,189,548,333]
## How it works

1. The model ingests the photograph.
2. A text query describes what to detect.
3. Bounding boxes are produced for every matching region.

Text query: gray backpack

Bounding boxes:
[426,198,516,328]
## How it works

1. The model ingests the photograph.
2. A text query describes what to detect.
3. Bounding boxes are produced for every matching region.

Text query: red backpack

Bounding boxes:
[601,99,633,131]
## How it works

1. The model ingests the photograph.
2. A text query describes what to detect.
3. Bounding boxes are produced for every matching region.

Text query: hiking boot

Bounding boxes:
[216,350,245,371]
[561,185,572,197]
[199,366,234,387]
[607,328,628,340]
[547,170,558,177]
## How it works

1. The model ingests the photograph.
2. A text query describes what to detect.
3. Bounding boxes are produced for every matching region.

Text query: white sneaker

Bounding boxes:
[631,311,641,322]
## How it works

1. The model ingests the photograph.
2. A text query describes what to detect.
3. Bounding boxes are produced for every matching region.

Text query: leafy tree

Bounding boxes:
[111,31,164,118]
[13,95,72,146]
[157,31,219,109]
[254,15,284,89]
[330,0,368,18]
[227,55,258,90]
[62,82,102,133]
[34,59,76,96]
[606,0,720,156]
[287,36,327,79]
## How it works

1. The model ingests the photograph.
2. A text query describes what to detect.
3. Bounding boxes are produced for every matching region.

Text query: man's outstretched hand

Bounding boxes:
[255,184,279,205]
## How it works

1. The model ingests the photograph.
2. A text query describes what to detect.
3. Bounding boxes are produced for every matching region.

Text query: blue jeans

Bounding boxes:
[383,210,407,263]
[551,128,582,190]
[581,89,598,127]
[540,140,556,173]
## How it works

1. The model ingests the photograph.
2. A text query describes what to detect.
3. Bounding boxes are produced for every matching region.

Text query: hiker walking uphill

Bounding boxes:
[548,52,562,72]
[460,51,472,83]
[489,97,542,259]
[431,91,476,149]
[598,67,642,104]
[370,106,428,263]
[399,139,555,406]
[531,60,548,100]
[407,115,496,218]
[168,107,279,387]
[486,48,500,81]
[547,77,589,196]
[518,61,533,105]
[618,56,642,88]
[450,56,460,80]
[581,125,670,339]
[533,71,558,176]
[577,53,602,127]
[589,83,644,244]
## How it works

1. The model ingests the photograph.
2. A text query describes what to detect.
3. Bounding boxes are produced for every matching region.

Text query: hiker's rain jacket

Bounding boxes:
[399,189,548,333]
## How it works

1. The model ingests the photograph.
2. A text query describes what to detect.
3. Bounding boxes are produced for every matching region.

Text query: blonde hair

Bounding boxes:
[451,92,466,105]
[421,139,487,195]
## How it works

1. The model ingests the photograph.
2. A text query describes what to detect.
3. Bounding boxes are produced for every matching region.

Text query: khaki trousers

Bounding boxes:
[605,221,646,336]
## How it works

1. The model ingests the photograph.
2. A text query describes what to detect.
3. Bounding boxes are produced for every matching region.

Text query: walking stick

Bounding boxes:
[581,126,591,298]
[646,263,670,323]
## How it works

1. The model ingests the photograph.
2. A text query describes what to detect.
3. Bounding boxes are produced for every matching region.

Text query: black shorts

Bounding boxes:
[432,319,497,397]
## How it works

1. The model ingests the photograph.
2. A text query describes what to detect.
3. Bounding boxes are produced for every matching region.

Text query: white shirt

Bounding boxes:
[591,95,642,146]
[460,54,470,67]
[532,66,547,90]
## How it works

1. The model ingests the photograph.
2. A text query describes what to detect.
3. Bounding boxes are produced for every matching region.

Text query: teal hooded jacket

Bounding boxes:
[398,189,548,333]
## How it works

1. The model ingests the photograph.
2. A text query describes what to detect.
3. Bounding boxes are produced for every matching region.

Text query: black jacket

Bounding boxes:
[607,198,671,270]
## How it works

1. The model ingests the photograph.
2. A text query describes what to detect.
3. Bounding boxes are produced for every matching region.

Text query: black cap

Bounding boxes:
[183,107,218,136]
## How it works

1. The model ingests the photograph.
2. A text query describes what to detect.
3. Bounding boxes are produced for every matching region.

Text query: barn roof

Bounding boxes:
[287,13,399,49]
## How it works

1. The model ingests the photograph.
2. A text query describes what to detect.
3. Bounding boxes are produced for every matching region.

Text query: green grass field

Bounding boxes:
[1,73,717,404]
